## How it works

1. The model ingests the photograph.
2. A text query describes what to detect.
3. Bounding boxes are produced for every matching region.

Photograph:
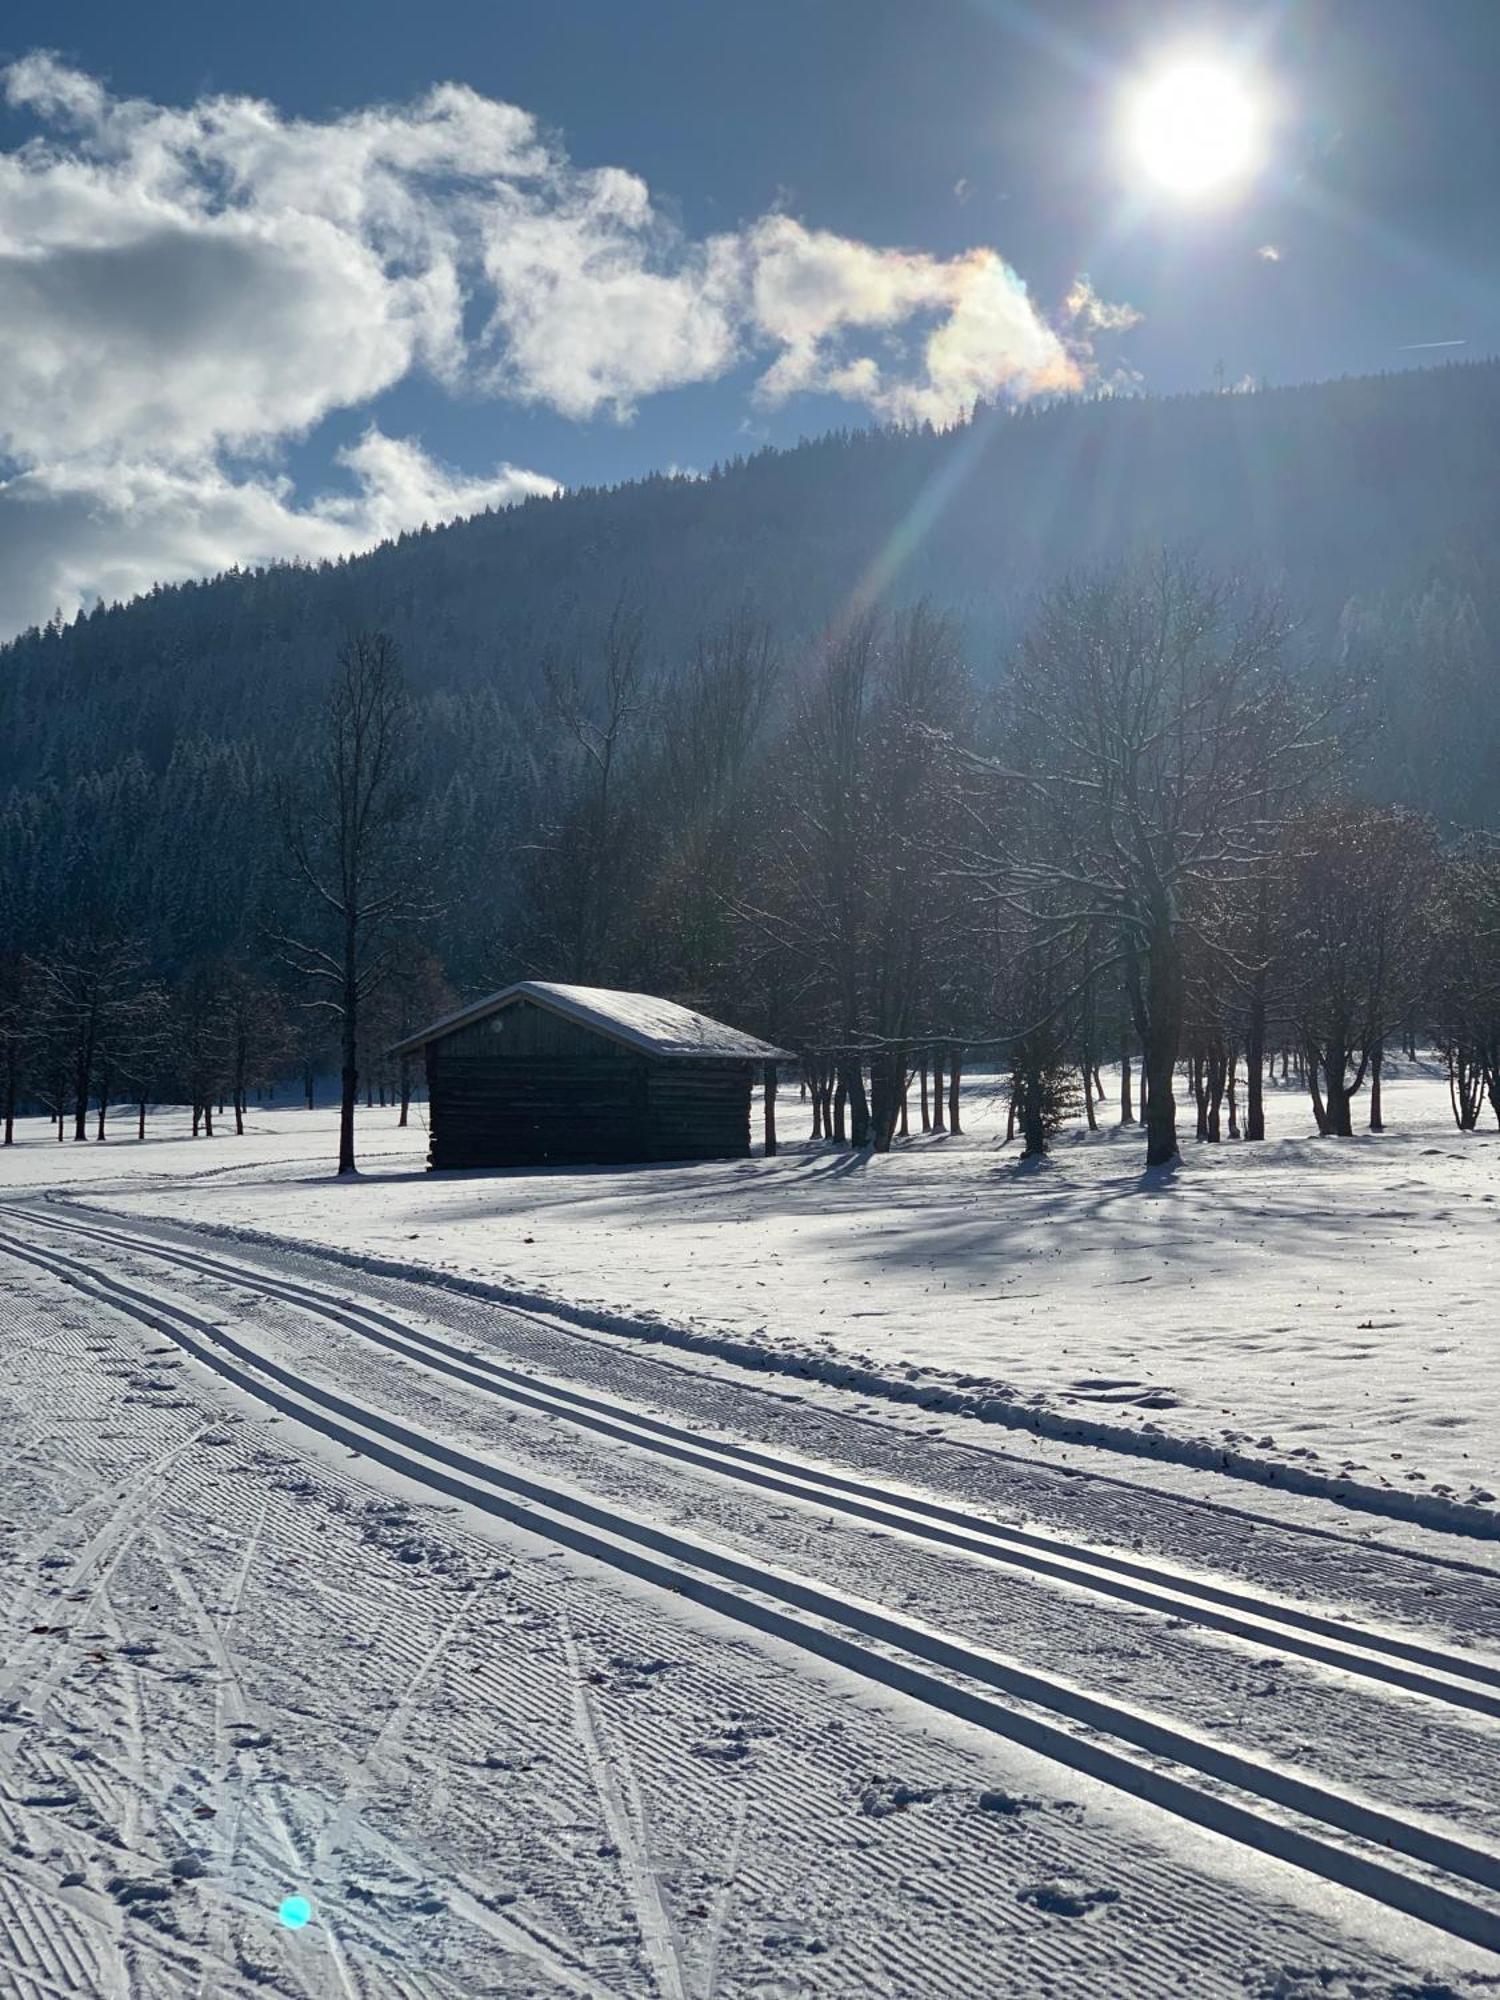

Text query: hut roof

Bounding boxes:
[388,980,793,1063]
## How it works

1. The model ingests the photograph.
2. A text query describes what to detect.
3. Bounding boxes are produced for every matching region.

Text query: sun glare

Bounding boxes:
[1126,58,1262,200]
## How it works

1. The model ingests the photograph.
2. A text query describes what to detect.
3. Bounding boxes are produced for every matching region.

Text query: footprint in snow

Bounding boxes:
[975,1788,1044,1818]
[858,1776,945,1818]
[1018,1878,1120,1918]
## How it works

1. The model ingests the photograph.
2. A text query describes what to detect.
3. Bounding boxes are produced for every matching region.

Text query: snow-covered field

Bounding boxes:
[10,1061,1496,1532]
[6,1070,1500,1996]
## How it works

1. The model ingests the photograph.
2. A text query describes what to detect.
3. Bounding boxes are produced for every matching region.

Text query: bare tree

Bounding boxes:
[220,969,292,1135]
[738,605,975,1151]
[1428,844,1500,1131]
[28,935,152,1141]
[275,633,426,1176]
[966,554,1319,1167]
[1279,804,1437,1136]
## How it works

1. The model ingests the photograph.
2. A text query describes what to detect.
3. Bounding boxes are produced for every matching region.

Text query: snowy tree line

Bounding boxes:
[503,554,1500,1167]
[2,549,1498,1171]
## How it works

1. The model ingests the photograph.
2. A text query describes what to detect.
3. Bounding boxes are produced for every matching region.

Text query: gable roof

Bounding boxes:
[388,980,793,1063]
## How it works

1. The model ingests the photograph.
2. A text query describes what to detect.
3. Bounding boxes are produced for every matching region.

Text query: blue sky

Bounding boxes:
[1,0,1496,636]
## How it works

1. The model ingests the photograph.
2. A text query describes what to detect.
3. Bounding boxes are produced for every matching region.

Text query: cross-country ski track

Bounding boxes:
[5,1197,1500,1997]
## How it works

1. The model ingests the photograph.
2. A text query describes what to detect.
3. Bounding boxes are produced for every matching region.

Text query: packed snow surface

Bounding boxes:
[6,1062,1500,1995]
[7,1061,1497,1523]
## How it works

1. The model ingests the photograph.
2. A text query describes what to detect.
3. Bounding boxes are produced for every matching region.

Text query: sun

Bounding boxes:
[1125,58,1263,200]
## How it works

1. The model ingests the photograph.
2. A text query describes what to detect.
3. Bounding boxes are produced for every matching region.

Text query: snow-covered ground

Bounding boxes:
[9,1061,1496,1532]
[6,1075,1500,1994]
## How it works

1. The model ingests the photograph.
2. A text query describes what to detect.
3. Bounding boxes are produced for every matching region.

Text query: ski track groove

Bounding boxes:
[309,1587,475,1924]
[563,1615,689,2000]
[699,1786,746,2000]
[8,1223,1500,1966]
[12,1199,1500,1709]
[139,1449,630,1997]
[11,1209,1500,1994]
[145,1524,366,2000]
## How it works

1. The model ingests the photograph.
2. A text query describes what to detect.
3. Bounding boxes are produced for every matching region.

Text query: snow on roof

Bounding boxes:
[388,980,793,1063]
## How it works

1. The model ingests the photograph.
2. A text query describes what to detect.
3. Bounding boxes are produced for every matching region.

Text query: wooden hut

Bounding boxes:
[388,980,791,1170]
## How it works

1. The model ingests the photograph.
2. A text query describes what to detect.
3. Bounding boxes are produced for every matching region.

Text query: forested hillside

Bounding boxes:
[7,358,1500,795]
[3,358,1499,1148]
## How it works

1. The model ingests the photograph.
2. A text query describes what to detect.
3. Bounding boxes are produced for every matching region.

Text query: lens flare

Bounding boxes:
[278,1895,313,1930]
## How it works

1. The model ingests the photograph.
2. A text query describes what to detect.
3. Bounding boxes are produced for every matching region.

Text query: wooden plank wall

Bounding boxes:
[644,1062,752,1160]
[423,1045,754,1171]
[427,1052,646,1169]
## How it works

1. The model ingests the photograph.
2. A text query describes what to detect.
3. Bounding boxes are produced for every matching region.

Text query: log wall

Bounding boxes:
[422,1005,754,1170]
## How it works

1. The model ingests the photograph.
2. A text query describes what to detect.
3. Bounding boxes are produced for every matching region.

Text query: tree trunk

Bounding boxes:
[870,1054,895,1154]
[73,1020,93,1142]
[304,1063,315,1111]
[1369,1042,1384,1132]
[1206,1051,1226,1144]
[1142,920,1182,1166]
[399,1056,412,1128]
[947,1050,962,1135]
[1245,985,1267,1141]
[3,1054,15,1145]
[1119,1037,1134,1125]
[204,1097,215,1138]
[138,1095,147,1141]
[1020,1074,1047,1158]
[898,1068,909,1139]
[339,915,359,1176]
[763,1062,778,1157]
[96,1077,108,1141]
[918,1059,930,1133]
[1307,1051,1330,1135]
[930,1052,946,1134]
[842,1059,871,1148]
[1081,1062,1097,1131]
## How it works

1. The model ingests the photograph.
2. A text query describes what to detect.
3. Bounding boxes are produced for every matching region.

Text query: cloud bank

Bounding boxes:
[0,55,1136,636]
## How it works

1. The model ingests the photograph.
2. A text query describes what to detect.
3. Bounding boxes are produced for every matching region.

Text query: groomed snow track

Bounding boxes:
[4,1203,1500,1964]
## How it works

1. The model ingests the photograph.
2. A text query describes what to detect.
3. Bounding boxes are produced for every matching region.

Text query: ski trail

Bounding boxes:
[334,1803,631,2000]
[0,1940,91,2000]
[310,1587,474,1895]
[701,1790,746,2000]
[563,1618,688,2000]
[149,1524,354,2000]
[144,1509,290,2000]
[156,1529,618,2000]
[211,1489,270,1993]
[96,1580,151,1857]
[0,1426,206,1721]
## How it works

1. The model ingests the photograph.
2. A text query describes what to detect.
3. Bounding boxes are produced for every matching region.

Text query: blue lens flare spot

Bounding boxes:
[278,1895,313,1930]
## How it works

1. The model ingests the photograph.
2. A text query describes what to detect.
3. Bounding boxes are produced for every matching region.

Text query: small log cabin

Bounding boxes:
[389,980,792,1171]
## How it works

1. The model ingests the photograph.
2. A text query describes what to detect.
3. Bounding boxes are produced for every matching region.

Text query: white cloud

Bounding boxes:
[0,55,1132,637]
[0,434,557,636]
[746,216,1084,421]
[1062,275,1144,333]
[477,169,742,419]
